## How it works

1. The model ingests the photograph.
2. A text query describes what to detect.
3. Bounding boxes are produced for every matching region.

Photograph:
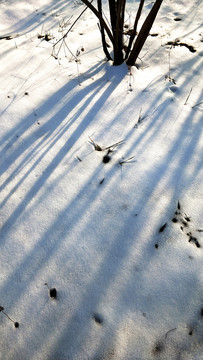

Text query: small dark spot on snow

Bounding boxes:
[155,243,159,249]
[14,322,19,328]
[44,34,51,41]
[174,17,182,21]
[102,154,111,164]
[169,85,178,93]
[159,223,167,232]
[45,282,57,298]
[188,46,196,53]
[99,178,105,185]
[152,341,164,355]
[150,33,159,37]
[24,92,29,96]
[200,308,203,317]
[49,288,57,298]
[188,329,193,336]
[92,313,103,325]
[76,156,82,162]
[172,218,178,223]
[188,236,200,248]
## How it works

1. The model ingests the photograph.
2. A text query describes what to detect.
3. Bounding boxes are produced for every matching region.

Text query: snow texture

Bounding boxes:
[0,0,203,359]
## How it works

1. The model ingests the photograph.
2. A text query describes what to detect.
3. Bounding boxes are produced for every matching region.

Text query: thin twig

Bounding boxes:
[119,156,136,165]
[88,137,124,151]
[134,106,158,127]
[81,0,114,43]
[138,107,142,122]
[88,137,103,151]
[192,101,203,109]
[165,328,177,339]
[53,1,93,48]
[105,140,125,150]
[2,311,14,323]
[168,47,171,80]
[76,57,81,86]
[184,87,193,105]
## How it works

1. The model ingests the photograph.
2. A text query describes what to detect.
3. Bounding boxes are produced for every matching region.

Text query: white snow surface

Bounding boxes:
[0,0,203,359]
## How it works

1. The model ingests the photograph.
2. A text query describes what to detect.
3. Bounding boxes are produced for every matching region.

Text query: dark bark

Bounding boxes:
[81,0,114,44]
[108,0,117,36]
[126,0,163,66]
[81,0,163,67]
[97,0,112,60]
[125,0,145,60]
[113,0,126,65]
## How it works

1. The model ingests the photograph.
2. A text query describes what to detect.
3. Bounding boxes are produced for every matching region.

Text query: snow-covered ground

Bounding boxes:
[0,1,203,359]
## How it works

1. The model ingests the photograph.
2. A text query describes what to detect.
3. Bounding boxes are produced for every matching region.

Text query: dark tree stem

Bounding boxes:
[125,0,145,60]
[114,0,126,65]
[126,0,163,66]
[81,0,114,44]
[97,0,112,60]
[77,0,164,67]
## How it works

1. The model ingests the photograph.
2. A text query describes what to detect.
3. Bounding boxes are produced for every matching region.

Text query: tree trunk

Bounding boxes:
[97,0,112,60]
[113,0,126,65]
[81,0,114,44]
[80,0,163,67]
[125,0,145,60]
[126,0,163,66]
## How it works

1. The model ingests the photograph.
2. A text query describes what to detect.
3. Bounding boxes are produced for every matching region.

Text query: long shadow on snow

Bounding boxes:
[1,55,202,360]
[47,57,203,359]
[1,0,77,37]
[22,77,202,360]
[50,99,202,360]
[0,61,127,312]
[0,60,108,206]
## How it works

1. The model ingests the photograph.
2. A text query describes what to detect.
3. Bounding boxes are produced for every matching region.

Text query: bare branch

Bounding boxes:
[97,0,112,60]
[127,0,163,66]
[125,0,145,60]
[53,2,93,48]
[81,0,114,44]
